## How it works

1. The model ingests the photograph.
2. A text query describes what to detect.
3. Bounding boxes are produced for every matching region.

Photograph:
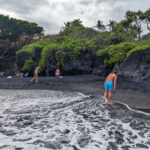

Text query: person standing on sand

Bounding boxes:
[31,66,40,83]
[55,68,61,81]
[16,71,21,77]
[103,71,117,104]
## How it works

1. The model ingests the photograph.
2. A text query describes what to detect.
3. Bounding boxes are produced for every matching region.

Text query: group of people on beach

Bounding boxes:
[30,66,61,83]
[28,66,117,105]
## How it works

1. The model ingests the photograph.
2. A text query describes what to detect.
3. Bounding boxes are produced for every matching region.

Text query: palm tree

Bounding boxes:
[125,10,143,40]
[63,19,83,29]
[107,20,117,31]
[94,20,105,32]
[61,21,71,31]
[64,21,71,28]
[71,19,83,26]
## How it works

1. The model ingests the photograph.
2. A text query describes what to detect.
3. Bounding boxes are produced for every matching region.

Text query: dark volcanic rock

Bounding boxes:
[136,143,149,149]
[77,135,91,148]
[34,47,42,62]
[13,137,32,142]
[44,141,61,149]
[121,145,131,150]
[130,119,145,130]
[60,52,108,76]
[0,38,33,74]
[16,52,30,71]
[115,130,124,144]
[0,128,16,136]
[58,135,70,144]
[33,139,61,149]
[63,129,70,134]
[19,50,109,76]
[15,148,24,150]
[33,139,44,145]
[113,48,150,90]
[72,145,80,150]
[107,142,118,150]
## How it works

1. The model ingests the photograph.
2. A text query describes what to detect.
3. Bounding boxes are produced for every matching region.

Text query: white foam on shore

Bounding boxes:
[0,90,90,150]
[0,90,150,150]
[114,101,150,116]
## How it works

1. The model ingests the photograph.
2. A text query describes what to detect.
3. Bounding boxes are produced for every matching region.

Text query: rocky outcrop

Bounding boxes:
[0,38,31,58]
[0,38,35,76]
[45,52,109,76]
[16,52,30,71]
[113,48,150,83]
[16,49,109,76]
[61,53,108,76]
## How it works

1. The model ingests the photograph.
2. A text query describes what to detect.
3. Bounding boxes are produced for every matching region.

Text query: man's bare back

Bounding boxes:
[106,73,117,82]
[103,72,118,104]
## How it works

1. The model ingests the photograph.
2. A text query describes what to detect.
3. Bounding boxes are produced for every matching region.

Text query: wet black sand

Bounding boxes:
[0,75,150,110]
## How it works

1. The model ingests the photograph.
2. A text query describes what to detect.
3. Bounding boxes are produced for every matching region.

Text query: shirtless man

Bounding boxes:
[103,72,117,104]
[31,66,40,83]
[55,68,61,81]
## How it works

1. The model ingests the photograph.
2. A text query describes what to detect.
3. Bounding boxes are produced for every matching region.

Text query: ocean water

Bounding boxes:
[0,90,150,150]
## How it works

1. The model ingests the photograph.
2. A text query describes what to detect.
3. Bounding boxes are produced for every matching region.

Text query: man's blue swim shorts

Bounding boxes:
[105,81,113,91]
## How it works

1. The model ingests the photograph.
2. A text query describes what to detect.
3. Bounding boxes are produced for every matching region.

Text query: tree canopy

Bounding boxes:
[0,14,44,41]
[0,9,149,75]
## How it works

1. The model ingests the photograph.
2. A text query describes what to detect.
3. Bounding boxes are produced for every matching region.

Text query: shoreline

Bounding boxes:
[0,75,150,110]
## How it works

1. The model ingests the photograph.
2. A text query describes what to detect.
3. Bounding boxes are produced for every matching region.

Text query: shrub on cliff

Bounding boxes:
[22,58,36,71]
[38,38,96,71]
[17,40,50,71]
[97,42,149,65]
[127,45,149,57]
[16,40,49,55]
[17,35,96,72]
[60,25,98,39]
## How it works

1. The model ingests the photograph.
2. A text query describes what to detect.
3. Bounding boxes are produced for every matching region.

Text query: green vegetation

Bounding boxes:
[0,14,43,41]
[39,43,61,70]
[16,9,150,72]
[19,35,96,71]
[16,40,49,55]
[97,42,149,65]
[22,58,35,71]
[127,45,149,57]
[139,33,150,45]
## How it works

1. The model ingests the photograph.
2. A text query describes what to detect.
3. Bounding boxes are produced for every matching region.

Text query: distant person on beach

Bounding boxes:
[103,71,117,104]
[16,71,24,78]
[31,66,40,83]
[55,68,61,81]
[16,71,21,77]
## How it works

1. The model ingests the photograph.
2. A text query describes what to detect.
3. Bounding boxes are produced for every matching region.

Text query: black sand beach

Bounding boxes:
[1,75,150,150]
[0,75,150,110]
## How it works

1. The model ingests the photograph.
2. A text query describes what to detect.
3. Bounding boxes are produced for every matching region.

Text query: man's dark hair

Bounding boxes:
[114,71,117,74]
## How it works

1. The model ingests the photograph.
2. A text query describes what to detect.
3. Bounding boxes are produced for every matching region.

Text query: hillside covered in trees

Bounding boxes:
[16,9,150,77]
[0,14,43,41]
[0,15,43,75]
